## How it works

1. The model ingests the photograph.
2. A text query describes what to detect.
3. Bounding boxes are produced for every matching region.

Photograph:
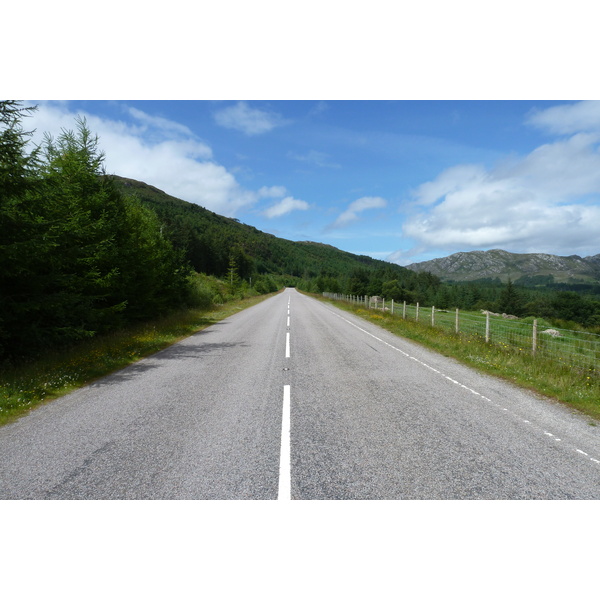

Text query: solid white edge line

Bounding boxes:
[278,385,291,500]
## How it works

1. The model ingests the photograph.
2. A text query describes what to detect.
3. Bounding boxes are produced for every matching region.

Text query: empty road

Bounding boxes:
[1,288,599,499]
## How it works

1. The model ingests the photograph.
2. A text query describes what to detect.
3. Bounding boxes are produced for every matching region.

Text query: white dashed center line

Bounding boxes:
[278,384,291,500]
[278,295,292,500]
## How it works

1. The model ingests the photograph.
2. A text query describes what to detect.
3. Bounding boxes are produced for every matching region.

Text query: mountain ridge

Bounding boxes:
[405,249,600,285]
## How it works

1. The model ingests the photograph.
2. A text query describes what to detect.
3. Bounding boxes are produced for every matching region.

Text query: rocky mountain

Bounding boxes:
[405,249,600,284]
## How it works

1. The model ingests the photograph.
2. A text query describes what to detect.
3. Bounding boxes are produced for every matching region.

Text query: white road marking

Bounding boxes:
[287,316,290,327]
[285,332,290,358]
[324,305,600,468]
[278,385,291,500]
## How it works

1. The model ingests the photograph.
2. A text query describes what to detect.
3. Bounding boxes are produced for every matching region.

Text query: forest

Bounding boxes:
[2,101,600,363]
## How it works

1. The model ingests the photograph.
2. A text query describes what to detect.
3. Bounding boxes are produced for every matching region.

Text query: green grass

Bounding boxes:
[316,295,600,422]
[0,291,279,427]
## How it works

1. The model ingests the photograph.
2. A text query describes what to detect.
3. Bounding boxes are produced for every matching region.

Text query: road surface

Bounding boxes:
[1,288,599,499]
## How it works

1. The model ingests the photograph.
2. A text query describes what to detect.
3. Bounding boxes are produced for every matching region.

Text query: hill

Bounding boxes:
[112,175,409,282]
[405,249,600,286]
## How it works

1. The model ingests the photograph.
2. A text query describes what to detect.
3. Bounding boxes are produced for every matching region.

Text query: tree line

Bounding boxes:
[1,102,192,360]
[298,268,600,330]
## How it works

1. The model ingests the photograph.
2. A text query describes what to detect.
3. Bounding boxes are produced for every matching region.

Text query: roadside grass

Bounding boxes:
[316,295,600,423]
[0,292,279,427]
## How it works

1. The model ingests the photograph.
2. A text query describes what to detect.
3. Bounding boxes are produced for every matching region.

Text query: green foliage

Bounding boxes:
[227,254,240,295]
[497,278,525,316]
[0,103,192,360]
[253,274,279,295]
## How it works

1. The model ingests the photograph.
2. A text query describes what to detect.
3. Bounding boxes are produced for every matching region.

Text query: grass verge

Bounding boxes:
[0,292,278,427]
[316,295,600,423]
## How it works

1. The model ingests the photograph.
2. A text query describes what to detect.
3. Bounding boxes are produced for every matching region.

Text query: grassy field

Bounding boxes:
[317,295,600,423]
[0,292,278,427]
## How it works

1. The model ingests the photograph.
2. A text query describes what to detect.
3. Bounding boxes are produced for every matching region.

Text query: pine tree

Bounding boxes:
[498,278,524,316]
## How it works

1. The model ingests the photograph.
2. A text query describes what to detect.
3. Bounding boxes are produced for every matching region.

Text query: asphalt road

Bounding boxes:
[1,288,600,499]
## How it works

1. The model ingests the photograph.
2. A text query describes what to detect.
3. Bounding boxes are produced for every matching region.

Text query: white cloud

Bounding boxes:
[412,164,486,206]
[263,196,310,218]
[26,101,257,217]
[402,118,600,258]
[526,100,600,135]
[508,133,600,199]
[213,101,287,136]
[332,196,387,228]
[258,185,288,198]
[126,106,198,139]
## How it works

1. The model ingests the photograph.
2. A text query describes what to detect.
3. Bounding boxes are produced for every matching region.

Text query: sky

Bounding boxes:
[21,99,600,265]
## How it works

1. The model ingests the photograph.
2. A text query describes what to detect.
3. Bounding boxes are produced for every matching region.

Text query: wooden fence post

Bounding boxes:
[532,319,538,356]
[431,306,435,326]
[455,308,459,334]
[416,302,419,322]
[403,301,406,319]
[485,311,490,343]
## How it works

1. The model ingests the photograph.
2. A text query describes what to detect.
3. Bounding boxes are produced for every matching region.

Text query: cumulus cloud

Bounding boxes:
[25,101,257,217]
[213,101,287,136]
[263,196,310,218]
[401,104,600,259]
[412,164,486,206]
[332,196,387,228]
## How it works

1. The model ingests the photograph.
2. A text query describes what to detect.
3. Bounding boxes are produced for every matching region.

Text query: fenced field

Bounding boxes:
[323,293,600,378]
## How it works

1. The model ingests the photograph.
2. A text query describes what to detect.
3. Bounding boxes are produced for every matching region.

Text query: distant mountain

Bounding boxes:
[405,249,600,285]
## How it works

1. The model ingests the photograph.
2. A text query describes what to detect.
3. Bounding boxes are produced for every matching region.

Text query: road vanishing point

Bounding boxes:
[1,288,600,500]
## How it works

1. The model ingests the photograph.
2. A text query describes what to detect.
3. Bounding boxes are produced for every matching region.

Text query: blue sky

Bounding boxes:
[23,100,600,265]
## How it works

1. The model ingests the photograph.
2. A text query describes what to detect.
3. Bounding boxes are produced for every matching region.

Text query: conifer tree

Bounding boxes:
[498,278,524,316]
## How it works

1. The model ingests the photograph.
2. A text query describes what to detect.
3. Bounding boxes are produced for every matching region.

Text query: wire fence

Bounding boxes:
[323,293,600,377]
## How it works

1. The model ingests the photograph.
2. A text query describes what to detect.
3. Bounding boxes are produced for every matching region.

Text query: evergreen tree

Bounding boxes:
[1,107,192,359]
[227,255,240,295]
[497,278,524,316]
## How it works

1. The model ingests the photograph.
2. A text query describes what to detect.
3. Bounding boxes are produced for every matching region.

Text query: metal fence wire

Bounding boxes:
[323,293,600,377]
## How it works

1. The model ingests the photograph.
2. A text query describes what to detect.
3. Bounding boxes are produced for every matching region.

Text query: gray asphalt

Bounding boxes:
[1,288,600,499]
